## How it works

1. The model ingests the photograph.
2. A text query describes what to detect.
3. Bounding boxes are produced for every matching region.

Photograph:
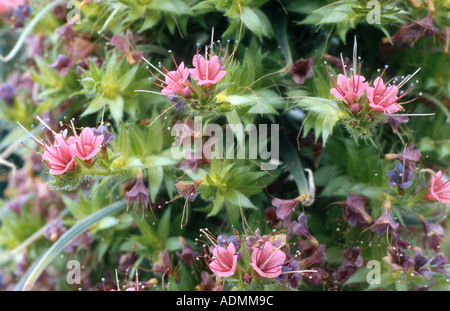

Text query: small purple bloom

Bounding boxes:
[153,249,172,275]
[430,254,448,276]
[385,143,421,171]
[332,247,364,283]
[44,218,67,242]
[290,57,314,84]
[0,82,15,103]
[25,34,44,59]
[125,177,150,208]
[49,54,75,76]
[411,250,433,279]
[387,163,413,189]
[370,202,399,236]
[55,23,75,42]
[288,213,319,246]
[168,94,187,111]
[388,115,409,134]
[382,246,413,273]
[420,218,444,251]
[176,242,199,267]
[342,194,372,227]
[271,196,304,221]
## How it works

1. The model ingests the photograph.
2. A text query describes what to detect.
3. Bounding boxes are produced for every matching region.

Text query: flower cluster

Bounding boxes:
[200,228,318,290]
[19,118,105,175]
[322,49,424,138]
[144,41,234,113]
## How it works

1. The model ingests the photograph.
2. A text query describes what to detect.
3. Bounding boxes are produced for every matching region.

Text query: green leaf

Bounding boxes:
[279,135,309,195]
[157,207,171,241]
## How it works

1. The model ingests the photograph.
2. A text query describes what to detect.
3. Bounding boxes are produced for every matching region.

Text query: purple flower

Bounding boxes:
[271,196,305,221]
[342,194,372,227]
[93,125,115,149]
[12,4,31,21]
[197,271,215,291]
[44,218,67,242]
[276,258,302,289]
[388,115,409,134]
[297,241,327,268]
[25,34,44,59]
[382,246,413,273]
[55,23,75,42]
[420,217,444,251]
[411,250,433,279]
[288,213,319,247]
[153,249,172,275]
[430,254,448,276]
[179,151,210,172]
[0,82,16,103]
[5,194,30,214]
[370,202,399,236]
[217,234,241,250]
[386,163,413,189]
[385,144,421,171]
[176,242,199,267]
[175,179,203,202]
[49,54,75,76]
[264,206,282,228]
[388,14,438,48]
[118,251,136,271]
[168,94,187,111]
[290,57,314,84]
[332,247,364,283]
[125,176,150,208]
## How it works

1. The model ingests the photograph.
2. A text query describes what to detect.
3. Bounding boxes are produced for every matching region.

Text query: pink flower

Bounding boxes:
[423,170,450,204]
[41,130,78,175]
[330,74,368,104]
[367,77,400,113]
[71,127,104,161]
[207,243,238,277]
[251,241,286,278]
[161,62,190,95]
[189,54,226,87]
[0,0,24,15]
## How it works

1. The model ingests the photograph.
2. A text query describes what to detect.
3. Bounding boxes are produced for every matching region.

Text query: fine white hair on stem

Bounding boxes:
[397,67,421,88]
[303,168,315,206]
[141,56,165,76]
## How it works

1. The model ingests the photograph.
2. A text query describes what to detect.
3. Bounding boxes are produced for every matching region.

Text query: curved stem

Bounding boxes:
[0,0,66,62]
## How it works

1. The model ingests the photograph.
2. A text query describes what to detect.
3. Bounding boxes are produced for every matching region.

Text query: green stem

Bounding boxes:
[0,0,66,62]
[15,200,125,291]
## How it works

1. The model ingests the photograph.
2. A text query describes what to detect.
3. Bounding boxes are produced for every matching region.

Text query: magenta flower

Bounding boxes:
[0,0,24,15]
[207,243,238,277]
[161,62,190,95]
[189,54,226,88]
[385,143,421,171]
[367,76,401,113]
[251,241,286,278]
[41,130,78,175]
[330,73,368,104]
[422,170,450,204]
[71,127,104,161]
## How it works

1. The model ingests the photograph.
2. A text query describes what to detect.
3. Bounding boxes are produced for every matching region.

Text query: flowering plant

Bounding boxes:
[0,0,448,294]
